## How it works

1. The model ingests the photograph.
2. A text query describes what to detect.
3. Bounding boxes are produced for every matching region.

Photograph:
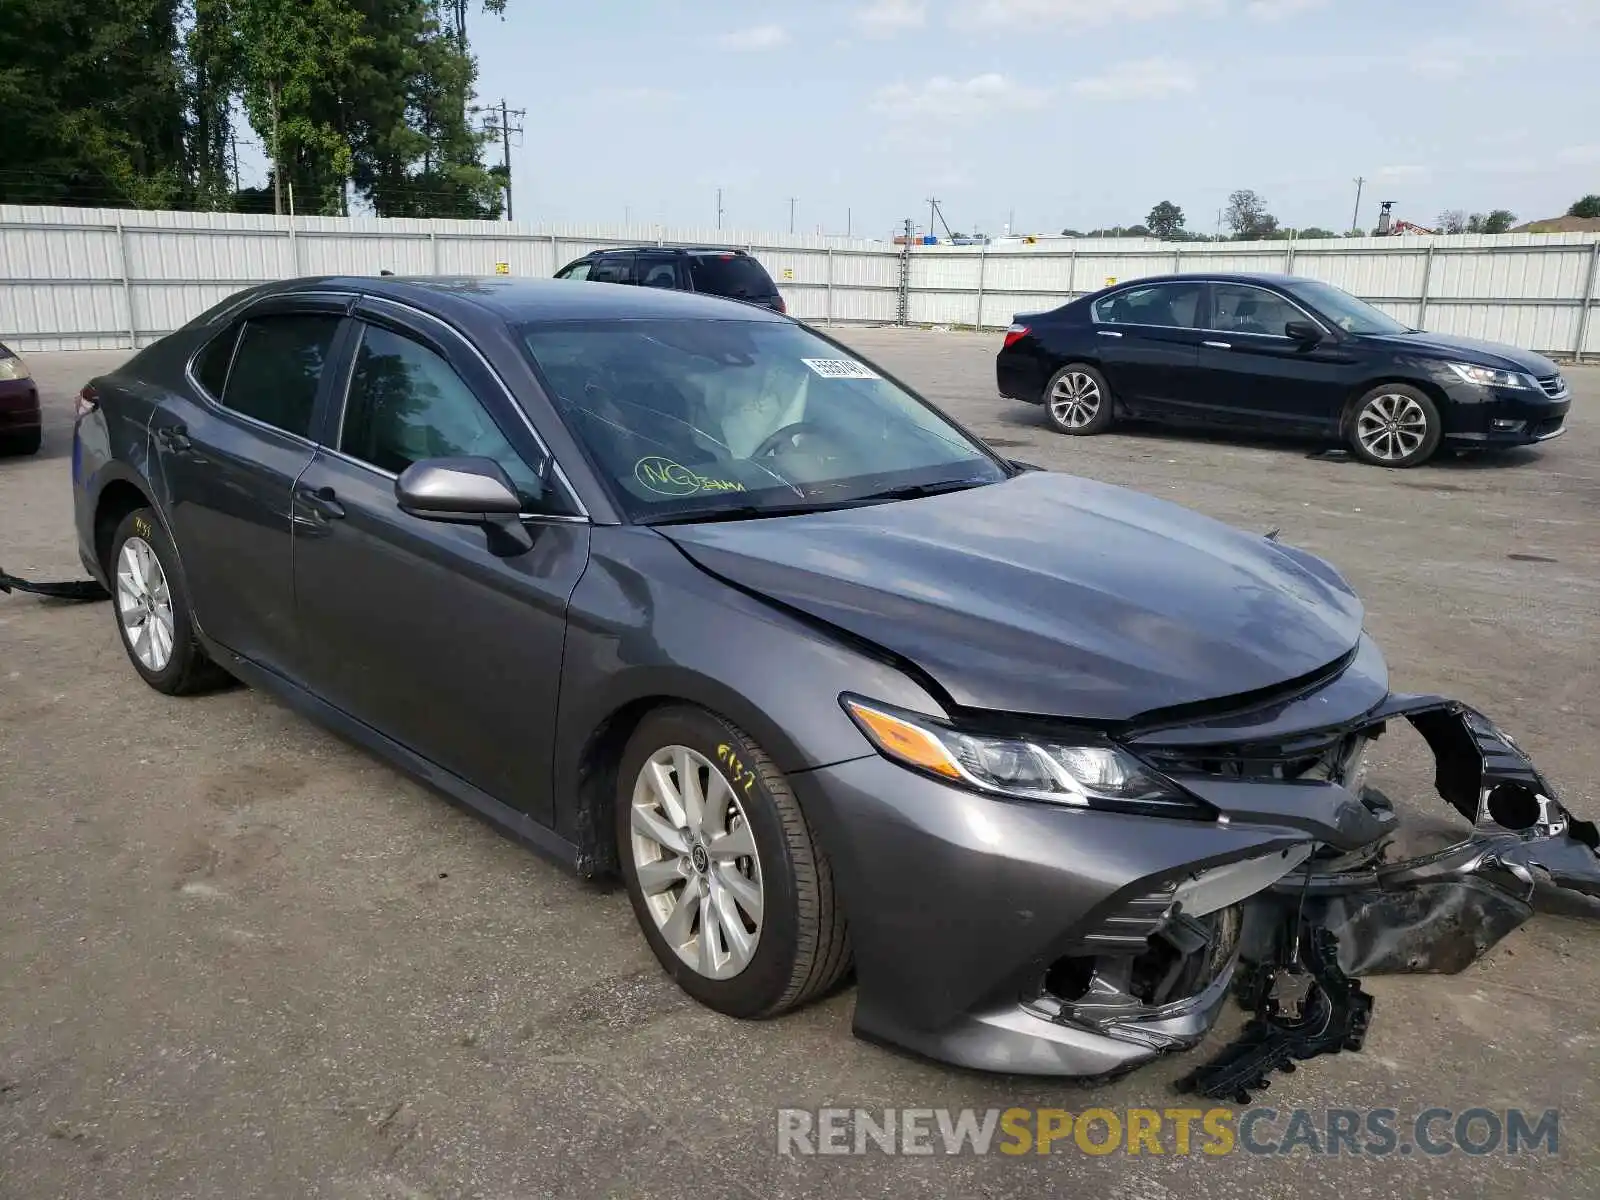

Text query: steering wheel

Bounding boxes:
[750,421,835,460]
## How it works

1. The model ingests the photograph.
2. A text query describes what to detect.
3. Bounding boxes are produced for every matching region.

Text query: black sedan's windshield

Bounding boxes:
[1281,278,1410,335]
[520,319,1006,521]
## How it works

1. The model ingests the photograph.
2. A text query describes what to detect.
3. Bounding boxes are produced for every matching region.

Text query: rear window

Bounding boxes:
[220,313,341,438]
[688,254,776,299]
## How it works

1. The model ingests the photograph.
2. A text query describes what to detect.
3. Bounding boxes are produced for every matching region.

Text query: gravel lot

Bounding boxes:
[2,328,1598,1199]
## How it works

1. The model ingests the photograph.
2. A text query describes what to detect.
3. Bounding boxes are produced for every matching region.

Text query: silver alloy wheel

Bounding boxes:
[1356,392,1429,461]
[629,745,764,980]
[116,536,176,673]
[1049,371,1102,429]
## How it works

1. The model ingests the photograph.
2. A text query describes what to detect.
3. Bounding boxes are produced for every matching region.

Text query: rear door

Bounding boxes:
[1088,281,1207,417]
[635,253,682,290]
[291,298,590,826]
[151,295,351,677]
[587,252,638,285]
[1198,282,1356,432]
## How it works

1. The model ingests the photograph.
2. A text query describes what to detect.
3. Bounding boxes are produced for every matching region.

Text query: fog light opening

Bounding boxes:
[1486,782,1541,831]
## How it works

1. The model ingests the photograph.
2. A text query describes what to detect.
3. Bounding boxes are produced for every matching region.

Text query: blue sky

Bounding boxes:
[471,0,1600,238]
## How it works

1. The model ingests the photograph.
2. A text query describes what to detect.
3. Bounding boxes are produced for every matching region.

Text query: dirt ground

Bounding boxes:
[2,328,1597,1199]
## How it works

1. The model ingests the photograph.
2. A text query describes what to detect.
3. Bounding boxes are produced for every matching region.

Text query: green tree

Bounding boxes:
[1145,200,1185,239]
[1224,189,1278,239]
[0,0,189,207]
[1568,195,1600,219]
[1298,227,1338,240]
[1466,209,1516,234]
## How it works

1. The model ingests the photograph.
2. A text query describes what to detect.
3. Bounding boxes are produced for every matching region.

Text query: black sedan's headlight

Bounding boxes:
[1445,362,1532,390]
[841,696,1213,819]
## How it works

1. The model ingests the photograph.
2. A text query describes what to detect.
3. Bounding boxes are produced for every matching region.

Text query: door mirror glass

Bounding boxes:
[396,456,528,521]
[1284,320,1323,343]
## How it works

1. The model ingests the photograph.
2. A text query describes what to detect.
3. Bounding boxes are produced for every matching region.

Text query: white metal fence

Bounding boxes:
[3,205,1598,360]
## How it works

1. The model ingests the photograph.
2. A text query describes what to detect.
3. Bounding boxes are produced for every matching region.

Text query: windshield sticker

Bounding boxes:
[634,457,747,497]
[801,357,879,381]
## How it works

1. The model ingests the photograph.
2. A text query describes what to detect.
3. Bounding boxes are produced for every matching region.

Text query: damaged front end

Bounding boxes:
[1025,694,1600,1079]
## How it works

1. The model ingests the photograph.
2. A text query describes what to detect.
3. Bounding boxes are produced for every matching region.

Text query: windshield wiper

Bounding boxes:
[845,475,996,503]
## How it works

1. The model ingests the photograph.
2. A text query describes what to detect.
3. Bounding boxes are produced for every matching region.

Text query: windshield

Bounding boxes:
[519,319,1006,522]
[1281,278,1410,335]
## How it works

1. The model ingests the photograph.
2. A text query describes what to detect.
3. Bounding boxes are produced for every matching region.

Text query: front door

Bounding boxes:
[291,301,590,825]
[150,298,350,675]
[1088,281,1208,419]
[1197,282,1357,433]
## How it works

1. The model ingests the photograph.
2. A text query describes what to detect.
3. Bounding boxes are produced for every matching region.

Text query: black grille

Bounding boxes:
[1536,375,1568,399]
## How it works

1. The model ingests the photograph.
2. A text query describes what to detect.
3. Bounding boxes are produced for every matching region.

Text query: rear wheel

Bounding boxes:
[109,508,228,695]
[1044,364,1115,435]
[1348,385,1441,467]
[616,705,850,1018]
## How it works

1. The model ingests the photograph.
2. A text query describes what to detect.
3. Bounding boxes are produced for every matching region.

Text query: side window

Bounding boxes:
[339,324,545,505]
[193,324,240,398]
[1090,284,1202,328]
[220,313,341,438]
[588,254,636,285]
[638,258,679,288]
[1210,285,1303,337]
[556,259,592,281]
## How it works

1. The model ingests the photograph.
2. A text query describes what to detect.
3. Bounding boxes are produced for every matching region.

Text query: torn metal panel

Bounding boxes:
[1266,700,1600,975]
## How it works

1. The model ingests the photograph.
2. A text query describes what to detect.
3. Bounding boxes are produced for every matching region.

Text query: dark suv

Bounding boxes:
[554,247,786,313]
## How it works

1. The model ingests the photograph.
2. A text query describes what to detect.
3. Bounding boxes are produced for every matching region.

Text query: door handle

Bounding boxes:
[155,423,192,452]
[1096,330,1124,338]
[297,485,346,520]
[1202,340,1232,350]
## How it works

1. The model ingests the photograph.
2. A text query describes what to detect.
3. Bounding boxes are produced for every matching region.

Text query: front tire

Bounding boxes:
[1348,385,1441,467]
[616,705,850,1018]
[1043,364,1115,435]
[108,507,227,695]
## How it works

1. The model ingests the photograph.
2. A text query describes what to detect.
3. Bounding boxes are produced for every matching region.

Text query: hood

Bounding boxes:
[1363,330,1558,377]
[660,472,1364,722]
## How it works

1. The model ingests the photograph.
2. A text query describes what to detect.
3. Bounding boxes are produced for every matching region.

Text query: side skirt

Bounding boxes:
[211,641,584,874]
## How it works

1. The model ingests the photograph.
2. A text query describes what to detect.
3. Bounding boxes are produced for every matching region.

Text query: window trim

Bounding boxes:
[335,298,589,521]
[1086,278,1331,341]
[183,293,355,446]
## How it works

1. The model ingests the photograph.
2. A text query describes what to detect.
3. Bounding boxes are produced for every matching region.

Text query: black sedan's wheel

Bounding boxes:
[1348,385,1441,467]
[109,507,227,695]
[616,705,850,1018]
[1044,364,1114,435]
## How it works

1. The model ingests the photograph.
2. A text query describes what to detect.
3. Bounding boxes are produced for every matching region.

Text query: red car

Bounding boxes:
[0,341,41,455]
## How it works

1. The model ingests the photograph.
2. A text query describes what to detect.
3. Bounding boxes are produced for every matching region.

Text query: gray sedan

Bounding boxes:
[70,276,1600,1080]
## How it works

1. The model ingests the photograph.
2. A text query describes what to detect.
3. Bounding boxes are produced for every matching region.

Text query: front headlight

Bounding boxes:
[0,355,31,381]
[1445,361,1530,390]
[841,696,1213,818]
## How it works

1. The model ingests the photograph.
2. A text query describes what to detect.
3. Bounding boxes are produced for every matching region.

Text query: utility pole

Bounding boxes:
[846,207,852,238]
[788,197,798,234]
[716,187,724,230]
[1350,176,1366,235]
[477,100,526,221]
[928,197,938,241]
[1215,208,1223,239]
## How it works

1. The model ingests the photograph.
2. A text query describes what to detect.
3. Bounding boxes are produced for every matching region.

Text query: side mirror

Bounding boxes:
[396,457,537,555]
[397,457,524,519]
[1284,320,1324,344]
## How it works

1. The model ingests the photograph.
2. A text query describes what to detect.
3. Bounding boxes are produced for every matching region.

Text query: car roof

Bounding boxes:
[579,246,753,259]
[1101,272,1302,289]
[225,275,790,325]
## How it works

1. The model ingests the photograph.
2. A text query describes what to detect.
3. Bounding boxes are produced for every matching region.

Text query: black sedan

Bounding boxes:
[70,276,1600,1078]
[997,272,1571,466]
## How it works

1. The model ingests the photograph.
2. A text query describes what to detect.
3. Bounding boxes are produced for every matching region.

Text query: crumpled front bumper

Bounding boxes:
[795,675,1600,1079]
